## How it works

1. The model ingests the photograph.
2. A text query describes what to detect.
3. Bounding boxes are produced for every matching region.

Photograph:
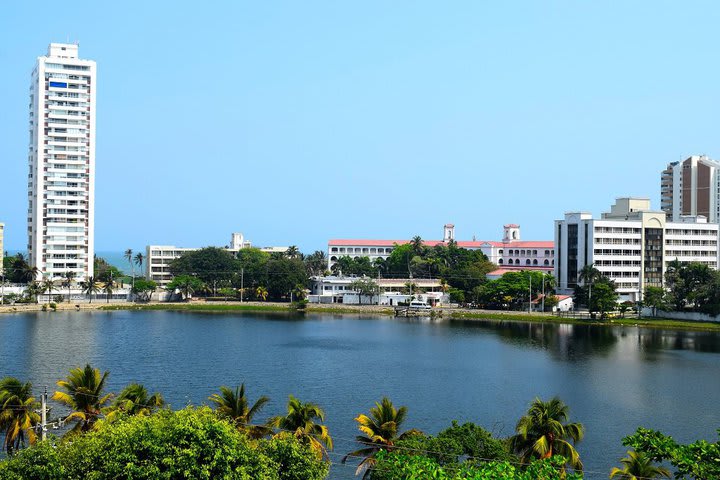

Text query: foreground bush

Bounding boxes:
[371,452,582,479]
[0,407,328,480]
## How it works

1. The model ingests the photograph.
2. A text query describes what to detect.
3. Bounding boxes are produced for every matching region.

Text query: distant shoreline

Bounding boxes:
[2,301,720,332]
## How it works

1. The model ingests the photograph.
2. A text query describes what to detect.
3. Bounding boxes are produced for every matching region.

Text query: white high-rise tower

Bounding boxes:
[28,43,96,281]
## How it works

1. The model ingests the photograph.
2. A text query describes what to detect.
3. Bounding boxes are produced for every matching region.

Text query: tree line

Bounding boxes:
[2,365,713,479]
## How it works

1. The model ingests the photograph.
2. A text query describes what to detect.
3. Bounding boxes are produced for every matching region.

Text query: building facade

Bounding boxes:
[555,198,719,302]
[28,43,96,281]
[327,224,554,272]
[308,275,447,305]
[661,155,720,223]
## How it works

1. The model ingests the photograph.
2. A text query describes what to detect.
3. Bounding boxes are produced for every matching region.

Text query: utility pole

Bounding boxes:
[41,386,47,441]
[240,268,244,303]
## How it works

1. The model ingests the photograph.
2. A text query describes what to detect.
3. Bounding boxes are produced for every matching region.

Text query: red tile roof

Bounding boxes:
[328,239,554,248]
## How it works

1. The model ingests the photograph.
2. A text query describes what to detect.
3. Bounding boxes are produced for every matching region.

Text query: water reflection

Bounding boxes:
[449,318,720,358]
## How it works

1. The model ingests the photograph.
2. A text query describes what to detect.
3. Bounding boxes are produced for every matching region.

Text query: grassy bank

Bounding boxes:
[448,310,720,332]
[99,302,395,316]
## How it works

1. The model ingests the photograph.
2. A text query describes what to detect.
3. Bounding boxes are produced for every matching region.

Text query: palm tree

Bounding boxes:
[105,383,164,420]
[256,286,268,301]
[41,279,56,303]
[124,248,135,295]
[134,252,145,276]
[209,384,270,439]
[52,364,112,435]
[25,281,42,304]
[510,396,584,471]
[578,264,602,286]
[0,377,40,455]
[21,264,39,283]
[410,236,424,256]
[63,271,76,304]
[609,449,671,480]
[103,279,115,303]
[268,395,333,459]
[342,397,422,478]
[81,276,100,303]
[286,246,300,258]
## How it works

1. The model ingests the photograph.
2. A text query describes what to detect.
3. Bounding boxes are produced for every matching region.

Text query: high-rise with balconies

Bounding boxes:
[28,43,95,281]
[661,155,720,223]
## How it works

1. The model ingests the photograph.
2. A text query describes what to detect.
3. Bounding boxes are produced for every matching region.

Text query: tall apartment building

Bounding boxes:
[661,155,720,222]
[28,44,96,281]
[555,198,719,302]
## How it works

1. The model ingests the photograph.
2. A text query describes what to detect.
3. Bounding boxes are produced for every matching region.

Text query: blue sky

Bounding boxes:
[1,1,719,254]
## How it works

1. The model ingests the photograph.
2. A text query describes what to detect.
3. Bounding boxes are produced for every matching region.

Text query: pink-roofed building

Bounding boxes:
[327,224,554,272]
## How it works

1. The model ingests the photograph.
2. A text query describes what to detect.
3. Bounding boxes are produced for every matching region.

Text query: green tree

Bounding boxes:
[24,281,42,304]
[348,278,380,305]
[105,383,164,419]
[133,252,144,276]
[0,377,40,455]
[510,396,584,471]
[132,278,157,302]
[609,449,670,480]
[170,247,239,286]
[623,427,720,480]
[305,251,328,277]
[165,275,203,301]
[94,256,122,284]
[643,286,667,318]
[266,257,308,301]
[102,279,115,303]
[286,246,300,258]
[342,397,421,478]
[40,279,56,303]
[269,395,333,460]
[0,407,328,480]
[80,276,99,303]
[256,285,269,301]
[62,271,76,304]
[209,384,270,439]
[52,364,112,435]
[589,282,618,318]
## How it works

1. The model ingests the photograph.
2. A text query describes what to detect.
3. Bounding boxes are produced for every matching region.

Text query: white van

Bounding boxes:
[408,300,431,310]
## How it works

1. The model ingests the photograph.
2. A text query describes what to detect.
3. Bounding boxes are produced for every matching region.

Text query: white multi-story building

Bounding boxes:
[661,155,720,223]
[555,198,719,302]
[28,43,96,281]
[328,224,554,272]
[146,232,288,285]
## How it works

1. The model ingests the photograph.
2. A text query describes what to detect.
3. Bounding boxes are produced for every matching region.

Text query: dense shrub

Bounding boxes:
[0,407,328,480]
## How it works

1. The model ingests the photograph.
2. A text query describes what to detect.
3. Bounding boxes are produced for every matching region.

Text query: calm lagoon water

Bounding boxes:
[1,310,719,478]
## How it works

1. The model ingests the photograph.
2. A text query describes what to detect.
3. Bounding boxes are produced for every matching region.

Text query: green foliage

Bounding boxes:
[348,278,380,304]
[589,282,618,318]
[609,449,670,479]
[448,288,465,304]
[643,286,668,317]
[269,395,333,459]
[0,378,40,454]
[474,271,553,310]
[331,256,378,277]
[165,275,204,300]
[510,396,584,471]
[93,256,122,284]
[304,251,328,277]
[265,257,307,301]
[623,427,720,479]
[131,278,157,302]
[170,247,239,285]
[0,407,328,480]
[371,452,582,479]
